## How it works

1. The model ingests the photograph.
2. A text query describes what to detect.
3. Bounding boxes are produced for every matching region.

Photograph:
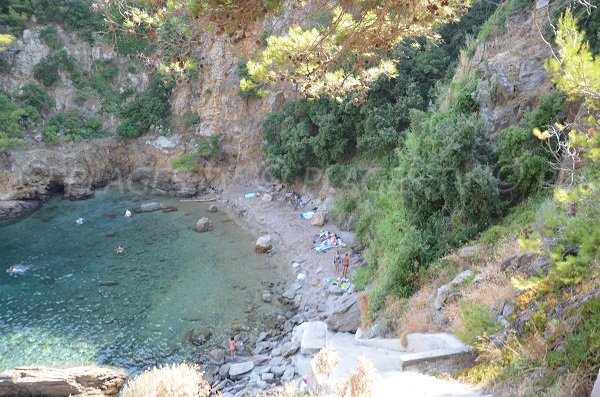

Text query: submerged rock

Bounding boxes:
[207,204,218,213]
[196,217,213,232]
[0,200,40,223]
[255,235,272,253]
[0,366,127,397]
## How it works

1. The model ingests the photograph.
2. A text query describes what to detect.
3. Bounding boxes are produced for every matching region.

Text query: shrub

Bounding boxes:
[33,49,82,87]
[352,265,376,291]
[0,133,25,152]
[237,61,266,97]
[327,164,346,188]
[455,301,501,345]
[197,134,221,159]
[120,363,210,397]
[43,111,106,143]
[32,0,105,43]
[19,82,54,111]
[182,112,200,126]
[524,93,563,130]
[39,26,63,50]
[171,153,199,173]
[117,76,174,138]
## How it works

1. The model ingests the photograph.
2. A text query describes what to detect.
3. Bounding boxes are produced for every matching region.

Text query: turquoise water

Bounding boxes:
[0,187,288,372]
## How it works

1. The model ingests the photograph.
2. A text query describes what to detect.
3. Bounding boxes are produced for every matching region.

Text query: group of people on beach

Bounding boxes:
[333,251,351,278]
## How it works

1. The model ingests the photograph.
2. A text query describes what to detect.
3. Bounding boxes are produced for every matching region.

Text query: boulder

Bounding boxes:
[209,348,226,364]
[0,366,127,397]
[255,235,272,253]
[229,361,254,377]
[326,293,362,333]
[310,212,327,226]
[207,204,218,213]
[261,193,273,202]
[281,340,300,357]
[196,217,213,232]
[457,244,484,258]
[281,367,295,382]
[261,373,274,382]
[262,291,272,303]
[133,202,166,213]
[300,321,327,355]
[432,270,474,311]
[219,363,231,378]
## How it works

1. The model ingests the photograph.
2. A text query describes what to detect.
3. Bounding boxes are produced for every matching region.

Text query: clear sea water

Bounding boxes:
[0,187,288,373]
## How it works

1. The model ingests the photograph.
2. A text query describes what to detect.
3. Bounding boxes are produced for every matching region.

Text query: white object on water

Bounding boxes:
[75,217,84,225]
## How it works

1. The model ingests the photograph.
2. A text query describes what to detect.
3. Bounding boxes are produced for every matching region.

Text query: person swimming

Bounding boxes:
[115,246,125,254]
[6,264,29,274]
[75,217,84,225]
[124,209,132,218]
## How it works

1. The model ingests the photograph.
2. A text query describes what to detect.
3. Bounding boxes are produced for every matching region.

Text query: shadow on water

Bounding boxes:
[0,188,289,373]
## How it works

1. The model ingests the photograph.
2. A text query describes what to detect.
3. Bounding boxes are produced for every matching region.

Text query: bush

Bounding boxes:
[33,49,82,87]
[352,265,376,291]
[18,82,54,111]
[171,153,199,173]
[117,76,174,138]
[32,0,105,43]
[456,301,501,345]
[43,111,106,143]
[39,26,63,50]
[120,363,210,397]
[197,134,221,159]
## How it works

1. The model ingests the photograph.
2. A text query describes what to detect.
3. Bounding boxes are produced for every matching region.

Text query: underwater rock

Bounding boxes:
[196,217,213,232]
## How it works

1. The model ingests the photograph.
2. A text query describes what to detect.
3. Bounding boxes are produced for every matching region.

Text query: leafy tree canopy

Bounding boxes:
[99,0,469,97]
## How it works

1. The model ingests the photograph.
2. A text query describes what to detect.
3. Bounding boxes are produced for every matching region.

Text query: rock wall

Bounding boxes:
[472,5,554,133]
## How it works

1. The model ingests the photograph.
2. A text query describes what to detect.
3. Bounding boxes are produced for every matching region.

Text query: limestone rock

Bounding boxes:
[281,367,295,382]
[433,270,474,311]
[0,200,40,223]
[255,235,272,253]
[207,204,218,213]
[457,244,484,258]
[209,348,226,364]
[300,321,327,355]
[196,217,213,232]
[281,341,300,357]
[0,366,127,397]
[261,193,272,202]
[326,293,362,333]
[262,290,272,303]
[310,212,327,226]
[229,361,254,377]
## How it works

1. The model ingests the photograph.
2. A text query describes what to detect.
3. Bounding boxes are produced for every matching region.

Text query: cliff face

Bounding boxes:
[472,5,554,133]
[0,2,555,222]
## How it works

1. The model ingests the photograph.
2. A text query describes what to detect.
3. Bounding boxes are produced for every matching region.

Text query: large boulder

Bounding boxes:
[326,293,362,332]
[229,361,254,377]
[300,321,328,355]
[255,235,272,253]
[196,217,213,232]
[0,366,127,397]
[432,270,474,311]
[310,212,327,227]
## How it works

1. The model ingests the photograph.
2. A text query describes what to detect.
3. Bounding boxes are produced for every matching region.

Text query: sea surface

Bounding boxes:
[0,187,288,373]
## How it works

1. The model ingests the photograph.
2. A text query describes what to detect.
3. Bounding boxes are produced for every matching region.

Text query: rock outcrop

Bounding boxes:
[0,366,127,397]
[326,293,362,333]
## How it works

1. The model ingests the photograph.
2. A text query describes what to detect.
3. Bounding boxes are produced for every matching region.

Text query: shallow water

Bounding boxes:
[0,188,288,373]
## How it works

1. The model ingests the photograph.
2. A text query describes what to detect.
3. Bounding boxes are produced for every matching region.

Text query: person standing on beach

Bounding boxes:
[229,336,236,360]
[333,251,341,273]
[342,253,350,279]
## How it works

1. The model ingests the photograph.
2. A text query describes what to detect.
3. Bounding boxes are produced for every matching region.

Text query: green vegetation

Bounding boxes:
[477,0,532,42]
[42,111,106,143]
[460,10,600,395]
[117,77,174,138]
[171,153,199,174]
[39,26,63,49]
[170,135,222,173]
[0,91,36,152]
[237,61,266,98]
[33,48,82,87]
[456,302,501,345]
[18,82,55,111]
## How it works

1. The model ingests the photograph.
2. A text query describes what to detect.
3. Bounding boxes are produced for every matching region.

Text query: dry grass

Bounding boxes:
[358,293,370,329]
[120,363,210,397]
[313,345,341,376]
[334,357,378,397]
[397,283,437,335]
